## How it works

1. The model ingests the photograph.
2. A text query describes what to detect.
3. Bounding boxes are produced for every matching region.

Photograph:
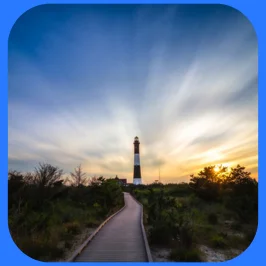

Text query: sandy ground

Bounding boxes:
[150,247,172,262]
[198,245,243,262]
[151,245,243,262]
[149,221,246,262]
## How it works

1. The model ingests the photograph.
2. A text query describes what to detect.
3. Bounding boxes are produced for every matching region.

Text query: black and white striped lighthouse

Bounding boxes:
[133,136,142,185]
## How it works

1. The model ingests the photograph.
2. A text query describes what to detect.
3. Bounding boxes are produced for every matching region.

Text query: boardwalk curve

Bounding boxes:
[68,192,152,262]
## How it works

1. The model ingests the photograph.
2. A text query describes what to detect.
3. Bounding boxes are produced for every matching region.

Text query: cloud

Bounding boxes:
[8,5,258,183]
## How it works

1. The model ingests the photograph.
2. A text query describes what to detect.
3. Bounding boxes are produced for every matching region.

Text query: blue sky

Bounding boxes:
[8,4,258,183]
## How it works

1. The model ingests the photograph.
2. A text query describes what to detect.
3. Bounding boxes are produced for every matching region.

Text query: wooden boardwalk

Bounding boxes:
[72,192,152,262]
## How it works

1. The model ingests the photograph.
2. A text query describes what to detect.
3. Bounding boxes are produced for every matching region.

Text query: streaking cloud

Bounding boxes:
[8,5,258,183]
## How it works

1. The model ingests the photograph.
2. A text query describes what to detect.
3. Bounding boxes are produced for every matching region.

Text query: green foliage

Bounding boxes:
[8,163,257,262]
[8,163,124,261]
[169,246,202,262]
[64,221,81,234]
[227,234,245,248]
[15,235,64,261]
[230,221,243,231]
[244,227,257,244]
[210,234,227,248]
[208,213,218,225]
[149,223,174,245]
[129,164,257,262]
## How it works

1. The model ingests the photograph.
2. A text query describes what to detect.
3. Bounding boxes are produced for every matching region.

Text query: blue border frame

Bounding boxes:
[1,0,264,265]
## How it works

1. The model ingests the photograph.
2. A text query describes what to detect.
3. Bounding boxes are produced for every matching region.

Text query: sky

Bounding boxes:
[8,4,258,184]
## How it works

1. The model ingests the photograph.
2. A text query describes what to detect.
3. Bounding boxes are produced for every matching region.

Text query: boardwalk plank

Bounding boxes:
[74,193,148,262]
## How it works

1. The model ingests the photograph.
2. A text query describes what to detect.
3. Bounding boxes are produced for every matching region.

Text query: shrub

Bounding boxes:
[16,236,64,261]
[227,234,244,248]
[65,241,72,249]
[64,221,81,234]
[208,213,218,225]
[85,218,100,227]
[61,231,73,241]
[231,221,243,231]
[149,224,173,245]
[179,226,193,248]
[210,235,227,248]
[245,228,257,244]
[41,241,64,260]
[169,246,202,262]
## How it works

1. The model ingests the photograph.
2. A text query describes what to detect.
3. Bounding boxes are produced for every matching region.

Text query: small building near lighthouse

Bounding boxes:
[133,136,142,185]
[114,175,127,186]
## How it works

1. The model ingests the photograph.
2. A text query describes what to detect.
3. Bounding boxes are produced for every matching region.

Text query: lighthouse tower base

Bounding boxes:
[133,178,142,185]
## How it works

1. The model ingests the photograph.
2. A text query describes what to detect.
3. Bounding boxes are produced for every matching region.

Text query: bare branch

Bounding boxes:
[69,164,88,186]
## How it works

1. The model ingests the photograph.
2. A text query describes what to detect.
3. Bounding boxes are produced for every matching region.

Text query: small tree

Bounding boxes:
[8,170,25,210]
[34,163,63,188]
[225,165,258,196]
[88,176,105,186]
[70,164,87,186]
[8,170,24,181]
[23,172,35,184]
[189,166,226,201]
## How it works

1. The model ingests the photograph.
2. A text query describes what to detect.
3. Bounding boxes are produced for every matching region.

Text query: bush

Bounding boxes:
[17,236,64,261]
[64,221,81,234]
[65,241,72,249]
[179,226,193,248]
[40,241,64,260]
[227,234,244,248]
[169,246,202,262]
[208,213,218,225]
[231,221,243,231]
[149,225,173,245]
[85,218,100,227]
[245,228,257,243]
[210,235,227,248]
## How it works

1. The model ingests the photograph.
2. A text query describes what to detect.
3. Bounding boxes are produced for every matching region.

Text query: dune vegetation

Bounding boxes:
[8,163,124,261]
[8,163,257,262]
[125,165,258,262]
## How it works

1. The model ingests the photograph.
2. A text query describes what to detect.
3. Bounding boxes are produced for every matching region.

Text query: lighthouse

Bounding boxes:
[133,136,142,185]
